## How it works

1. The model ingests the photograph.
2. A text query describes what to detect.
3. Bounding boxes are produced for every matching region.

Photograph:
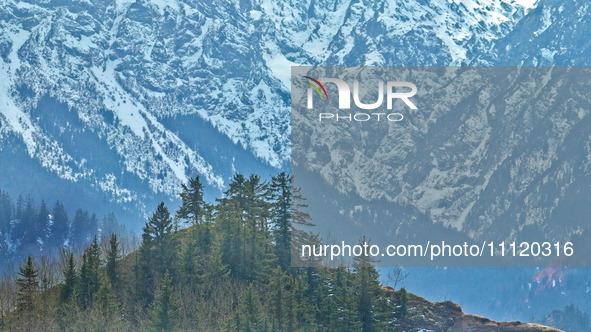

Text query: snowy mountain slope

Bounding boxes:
[293,66,591,249]
[0,0,536,218]
[485,0,591,66]
[288,0,591,246]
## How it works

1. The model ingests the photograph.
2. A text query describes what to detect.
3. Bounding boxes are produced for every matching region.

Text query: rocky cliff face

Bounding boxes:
[292,65,591,259]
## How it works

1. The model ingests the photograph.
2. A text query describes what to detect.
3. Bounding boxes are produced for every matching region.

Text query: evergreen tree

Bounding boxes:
[268,268,311,331]
[269,268,287,330]
[216,174,247,279]
[142,202,177,279]
[0,172,418,332]
[105,234,121,292]
[243,174,272,281]
[101,212,123,237]
[133,244,154,306]
[48,201,69,249]
[180,224,216,285]
[71,209,90,248]
[396,288,409,318]
[353,238,385,332]
[35,200,50,249]
[13,196,37,255]
[136,202,177,306]
[196,239,229,291]
[232,284,266,332]
[96,278,120,321]
[149,271,175,332]
[270,172,314,271]
[177,176,207,225]
[59,253,77,304]
[79,237,101,309]
[326,266,360,331]
[57,253,78,331]
[0,190,12,235]
[16,256,38,312]
[216,174,273,281]
[270,173,292,271]
[0,191,12,260]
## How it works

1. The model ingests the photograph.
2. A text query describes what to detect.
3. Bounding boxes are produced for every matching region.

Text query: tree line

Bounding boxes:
[0,191,125,269]
[2,172,410,331]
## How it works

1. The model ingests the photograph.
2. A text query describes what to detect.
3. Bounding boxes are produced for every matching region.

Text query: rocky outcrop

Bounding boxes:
[381,287,562,331]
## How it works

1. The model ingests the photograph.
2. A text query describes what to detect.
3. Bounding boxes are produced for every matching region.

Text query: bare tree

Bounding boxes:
[0,275,17,325]
[386,267,409,290]
[37,256,60,292]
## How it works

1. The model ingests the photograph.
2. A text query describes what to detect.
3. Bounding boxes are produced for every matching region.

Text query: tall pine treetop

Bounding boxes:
[16,256,39,312]
[143,202,174,244]
[176,176,206,225]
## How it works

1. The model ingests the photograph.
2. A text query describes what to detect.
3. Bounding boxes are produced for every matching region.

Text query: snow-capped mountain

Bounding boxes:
[0,0,543,221]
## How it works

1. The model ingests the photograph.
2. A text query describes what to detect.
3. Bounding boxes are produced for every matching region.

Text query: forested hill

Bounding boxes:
[1,173,560,331]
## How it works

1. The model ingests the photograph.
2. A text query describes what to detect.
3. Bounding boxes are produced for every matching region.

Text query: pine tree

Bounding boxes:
[135,202,177,305]
[0,191,13,261]
[285,276,315,331]
[71,209,90,249]
[268,268,310,331]
[79,237,101,309]
[149,271,175,332]
[0,172,420,331]
[269,172,314,271]
[96,278,120,321]
[235,284,265,332]
[270,173,292,271]
[243,174,272,281]
[198,240,229,291]
[57,253,78,331]
[176,176,207,225]
[35,200,50,249]
[396,288,409,318]
[216,174,273,281]
[101,213,123,237]
[13,196,37,255]
[0,191,12,235]
[353,237,384,332]
[16,256,38,312]
[59,253,77,304]
[180,223,216,285]
[326,266,360,332]
[105,234,121,292]
[216,174,248,279]
[48,201,69,249]
[133,244,154,306]
[142,202,177,279]
[269,268,287,330]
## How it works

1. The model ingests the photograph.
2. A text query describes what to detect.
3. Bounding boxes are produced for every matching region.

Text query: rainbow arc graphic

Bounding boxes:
[305,76,329,100]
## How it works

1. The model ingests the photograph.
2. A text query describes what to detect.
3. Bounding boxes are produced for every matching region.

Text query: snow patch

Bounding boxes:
[263,42,297,89]
[534,6,552,36]
[249,10,262,20]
